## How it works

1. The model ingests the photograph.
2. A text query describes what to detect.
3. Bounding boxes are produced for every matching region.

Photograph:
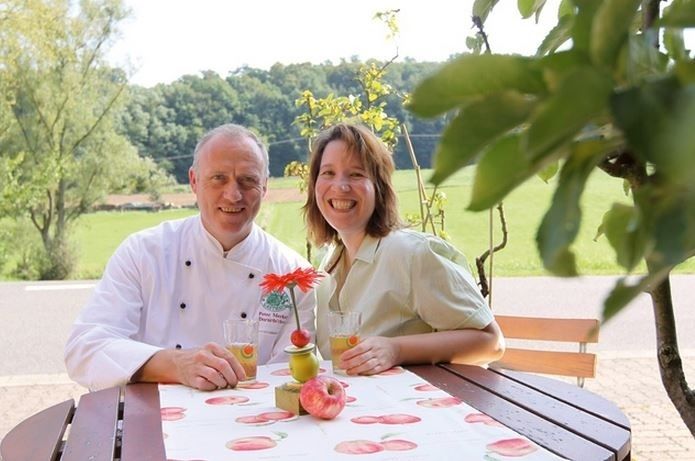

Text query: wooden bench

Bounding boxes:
[0,384,165,461]
[492,315,600,387]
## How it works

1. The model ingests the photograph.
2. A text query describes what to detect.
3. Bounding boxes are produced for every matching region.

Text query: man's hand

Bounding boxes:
[339,336,400,376]
[133,343,247,391]
[172,342,247,390]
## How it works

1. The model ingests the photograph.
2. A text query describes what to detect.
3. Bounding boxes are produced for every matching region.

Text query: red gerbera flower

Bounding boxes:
[259,267,324,336]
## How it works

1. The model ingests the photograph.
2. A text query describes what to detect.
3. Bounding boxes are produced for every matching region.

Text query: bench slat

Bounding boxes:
[0,399,74,461]
[121,383,166,460]
[408,364,616,461]
[61,386,120,461]
[493,348,597,378]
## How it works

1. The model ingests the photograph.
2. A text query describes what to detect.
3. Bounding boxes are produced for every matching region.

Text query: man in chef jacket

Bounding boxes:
[65,124,315,391]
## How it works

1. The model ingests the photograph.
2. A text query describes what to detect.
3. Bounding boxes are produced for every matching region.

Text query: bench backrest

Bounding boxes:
[491,315,600,387]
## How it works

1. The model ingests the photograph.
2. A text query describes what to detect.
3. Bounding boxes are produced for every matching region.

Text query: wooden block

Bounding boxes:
[274,382,308,415]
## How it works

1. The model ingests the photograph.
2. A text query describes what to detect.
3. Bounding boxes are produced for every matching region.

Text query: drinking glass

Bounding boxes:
[223,318,259,382]
[328,311,361,375]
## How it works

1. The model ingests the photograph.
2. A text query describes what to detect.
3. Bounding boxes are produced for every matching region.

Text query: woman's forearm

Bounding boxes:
[391,322,505,366]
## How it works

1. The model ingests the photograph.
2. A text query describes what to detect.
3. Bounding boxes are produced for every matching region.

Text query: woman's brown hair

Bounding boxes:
[303,123,402,247]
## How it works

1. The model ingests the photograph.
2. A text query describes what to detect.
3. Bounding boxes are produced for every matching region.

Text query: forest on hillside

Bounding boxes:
[119,59,449,181]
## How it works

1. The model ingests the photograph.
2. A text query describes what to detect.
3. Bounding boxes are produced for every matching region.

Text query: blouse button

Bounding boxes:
[185,260,191,267]
[175,344,182,350]
[248,273,255,279]
[240,312,247,319]
[179,303,186,309]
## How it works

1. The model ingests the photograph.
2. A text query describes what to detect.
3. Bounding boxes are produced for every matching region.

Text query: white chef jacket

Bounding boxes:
[65,215,315,390]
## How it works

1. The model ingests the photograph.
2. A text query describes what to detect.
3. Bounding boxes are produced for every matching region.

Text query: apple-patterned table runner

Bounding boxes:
[159,362,566,460]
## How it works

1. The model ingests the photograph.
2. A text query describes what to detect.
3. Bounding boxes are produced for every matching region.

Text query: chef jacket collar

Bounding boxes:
[195,215,260,261]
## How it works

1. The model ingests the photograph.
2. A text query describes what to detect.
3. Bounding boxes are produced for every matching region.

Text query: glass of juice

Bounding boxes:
[328,311,361,375]
[223,318,259,383]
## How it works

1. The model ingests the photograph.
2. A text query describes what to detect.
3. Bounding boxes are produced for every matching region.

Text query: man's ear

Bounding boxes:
[189,167,197,193]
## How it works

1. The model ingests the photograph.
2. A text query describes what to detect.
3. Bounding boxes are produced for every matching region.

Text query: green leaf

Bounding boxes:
[590,0,641,69]
[649,189,695,268]
[603,266,671,323]
[469,134,530,211]
[611,78,695,182]
[408,55,546,118]
[663,28,688,62]
[571,0,602,53]
[659,0,695,27]
[675,60,695,84]
[429,91,537,185]
[524,67,613,162]
[600,203,648,271]
[536,14,574,56]
[603,276,651,323]
[624,32,670,85]
[558,0,574,18]
[537,160,559,183]
[473,0,500,23]
[536,140,608,276]
[518,0,547,19]
[537,50,590,92]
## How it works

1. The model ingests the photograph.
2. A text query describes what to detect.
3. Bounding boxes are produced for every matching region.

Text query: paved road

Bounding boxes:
[1,275,694,377]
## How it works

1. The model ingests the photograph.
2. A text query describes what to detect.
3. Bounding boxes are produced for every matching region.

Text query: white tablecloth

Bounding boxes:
[159,361,565,460]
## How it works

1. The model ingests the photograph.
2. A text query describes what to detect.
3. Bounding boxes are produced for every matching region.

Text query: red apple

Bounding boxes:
[291,328,311,347]
[299,375,346,419]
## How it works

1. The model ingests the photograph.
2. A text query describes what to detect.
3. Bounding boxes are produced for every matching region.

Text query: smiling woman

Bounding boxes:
[303,123,505,376]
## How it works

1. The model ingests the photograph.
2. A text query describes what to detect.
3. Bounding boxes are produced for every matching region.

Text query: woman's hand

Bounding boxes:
[339,336,401,376]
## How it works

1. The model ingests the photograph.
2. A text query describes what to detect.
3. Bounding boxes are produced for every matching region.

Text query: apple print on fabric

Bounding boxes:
[415,397,462,408]
[373,367,405,376]
[204,395,249,405]
[236,381,269,390]
[413,383,439,392]
[235,410,297,426]
[351,414,421,425]
[465,412,504,427]
[161,407,186,421]
[226,432,287,451]
[166,459,208,461]
[335,436,417,454]
[486,438,538,457]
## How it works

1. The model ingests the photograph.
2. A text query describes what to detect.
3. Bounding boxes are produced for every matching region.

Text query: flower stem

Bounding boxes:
[288,286,301,331]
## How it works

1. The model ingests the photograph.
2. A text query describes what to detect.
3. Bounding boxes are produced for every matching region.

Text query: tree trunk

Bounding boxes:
[649,271,695,435]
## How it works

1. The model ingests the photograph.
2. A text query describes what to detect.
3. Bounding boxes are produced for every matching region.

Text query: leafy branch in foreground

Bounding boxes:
[409,0,695,435]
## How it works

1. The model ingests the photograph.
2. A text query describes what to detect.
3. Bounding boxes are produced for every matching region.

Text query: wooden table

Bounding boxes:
[0,363,631,461]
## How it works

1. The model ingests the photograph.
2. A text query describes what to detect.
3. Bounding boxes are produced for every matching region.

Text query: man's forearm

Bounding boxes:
[131,350,180,384]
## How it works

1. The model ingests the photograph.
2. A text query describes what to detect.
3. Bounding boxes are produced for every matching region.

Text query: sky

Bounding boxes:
[108,0,567,87]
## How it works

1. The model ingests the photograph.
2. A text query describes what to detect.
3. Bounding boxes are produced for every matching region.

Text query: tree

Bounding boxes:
[409,0,695,434]
[0,0,169,279]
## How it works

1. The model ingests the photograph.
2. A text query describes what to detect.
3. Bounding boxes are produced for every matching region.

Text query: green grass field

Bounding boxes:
[11,167,695,279]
